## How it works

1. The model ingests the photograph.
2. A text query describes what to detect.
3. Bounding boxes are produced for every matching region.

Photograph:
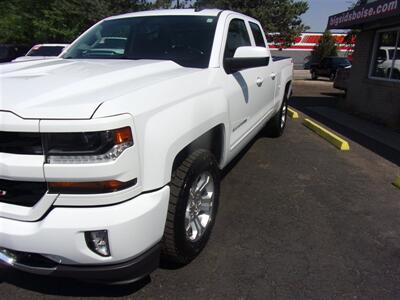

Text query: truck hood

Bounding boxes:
[12,56,58,62]
[0,59,194,119]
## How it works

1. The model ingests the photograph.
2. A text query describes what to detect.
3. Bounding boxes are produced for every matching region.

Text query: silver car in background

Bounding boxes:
[12,44,69,62]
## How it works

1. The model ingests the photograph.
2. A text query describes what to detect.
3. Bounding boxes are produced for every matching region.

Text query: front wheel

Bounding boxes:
[161,150,220,266]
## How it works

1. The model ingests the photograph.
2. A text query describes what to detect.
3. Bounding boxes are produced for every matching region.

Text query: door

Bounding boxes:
[248,21,276,123]
[222,17,275,149]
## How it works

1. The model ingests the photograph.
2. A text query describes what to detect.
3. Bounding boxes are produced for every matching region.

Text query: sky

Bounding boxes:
[299,0,352,32]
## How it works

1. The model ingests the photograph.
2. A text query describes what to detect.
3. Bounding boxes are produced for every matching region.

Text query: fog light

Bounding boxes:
[85,230,111,257]
[0,248,17,265]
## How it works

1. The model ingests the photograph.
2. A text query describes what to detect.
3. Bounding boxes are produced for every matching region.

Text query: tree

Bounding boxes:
[0,1,53,44]
[344,30,358,49]
[195,0,309,48]
[1,0,308,47]
[153,0,193,9]
[154,0,174,8]
[311,31,338,63]
[0,0,151,44]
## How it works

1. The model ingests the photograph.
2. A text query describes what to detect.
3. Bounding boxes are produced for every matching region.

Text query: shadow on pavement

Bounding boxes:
[1,268,150,297]
[320,92,345,98]
[303,78,333,82]
[290,94,400,166]
[221,127,279,179]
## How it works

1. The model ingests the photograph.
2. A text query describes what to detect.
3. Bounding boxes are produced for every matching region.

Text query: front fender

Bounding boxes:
[136,88,229,191]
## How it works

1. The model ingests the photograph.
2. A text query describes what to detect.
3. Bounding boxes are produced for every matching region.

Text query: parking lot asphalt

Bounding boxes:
[1,80,400,299]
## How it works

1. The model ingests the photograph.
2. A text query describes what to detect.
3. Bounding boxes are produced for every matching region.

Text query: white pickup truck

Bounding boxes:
[374,46,400,79]
[0,9,293,283]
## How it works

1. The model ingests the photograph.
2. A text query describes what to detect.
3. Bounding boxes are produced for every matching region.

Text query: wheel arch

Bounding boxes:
[285,80,292,98]
[277,80,292,110]
[172,124,226,173]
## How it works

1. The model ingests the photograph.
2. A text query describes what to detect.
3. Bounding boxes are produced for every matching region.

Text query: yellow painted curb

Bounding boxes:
[288,107,299,119]
[393,176,400,189]
[303,118,350,151]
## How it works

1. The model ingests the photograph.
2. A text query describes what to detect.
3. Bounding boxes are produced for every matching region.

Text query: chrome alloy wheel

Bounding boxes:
[281,101,287,129]
[185,172,215,242]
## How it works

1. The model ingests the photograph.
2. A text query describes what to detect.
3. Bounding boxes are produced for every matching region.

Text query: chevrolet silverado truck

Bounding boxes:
[0,9,293,283]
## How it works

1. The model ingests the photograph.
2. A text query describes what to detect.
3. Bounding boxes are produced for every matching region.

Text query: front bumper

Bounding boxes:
[0,186,170,281]
[1,244,161,283]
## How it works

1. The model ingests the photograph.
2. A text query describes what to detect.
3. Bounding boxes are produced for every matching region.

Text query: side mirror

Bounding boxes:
[224,46,270,75]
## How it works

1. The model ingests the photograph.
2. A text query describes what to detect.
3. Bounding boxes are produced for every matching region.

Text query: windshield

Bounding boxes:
[28,46,66,57]
[63,16,218,69]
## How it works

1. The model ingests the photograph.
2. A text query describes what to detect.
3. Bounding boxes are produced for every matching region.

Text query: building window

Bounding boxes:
[370,29,400,81]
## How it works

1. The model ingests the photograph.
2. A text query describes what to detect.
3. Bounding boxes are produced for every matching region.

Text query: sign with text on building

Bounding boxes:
[327,0,400,30]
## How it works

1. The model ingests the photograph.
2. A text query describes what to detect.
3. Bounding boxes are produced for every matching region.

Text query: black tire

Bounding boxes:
[311,70,318,80]
[392,69,400,80]
[161,149,220,266]
[265,92,288,138]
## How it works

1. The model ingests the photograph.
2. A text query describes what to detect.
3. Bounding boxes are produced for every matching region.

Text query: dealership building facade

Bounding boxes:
[268,33,352,70]
[328,0,400,130]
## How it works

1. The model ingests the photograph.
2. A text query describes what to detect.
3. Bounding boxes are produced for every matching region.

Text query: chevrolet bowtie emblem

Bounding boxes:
[0,190,7,197]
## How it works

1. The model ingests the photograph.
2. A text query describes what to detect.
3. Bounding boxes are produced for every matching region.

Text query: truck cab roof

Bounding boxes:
[106,9,223,21]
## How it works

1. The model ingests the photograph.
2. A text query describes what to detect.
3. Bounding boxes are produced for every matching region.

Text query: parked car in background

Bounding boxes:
[13,44,69,62]
[310,56,352,81]
[303,60,313,70]
[334,67,351,92]
[0,9,293,283]
[0,44,30,63]
[373,46,400,79]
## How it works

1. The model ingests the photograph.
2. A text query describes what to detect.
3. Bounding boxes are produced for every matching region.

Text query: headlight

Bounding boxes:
[44,127,133,164]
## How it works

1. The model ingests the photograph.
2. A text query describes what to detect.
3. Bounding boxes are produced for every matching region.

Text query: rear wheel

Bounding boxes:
[392,69,400,80]
[265,92,288,138]
[311,70,318,80]
[161,150,220,266]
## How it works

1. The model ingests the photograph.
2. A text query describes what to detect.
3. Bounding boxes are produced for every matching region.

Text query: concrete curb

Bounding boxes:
[288,107,299,119]
[303,118,350,151]
[393,176,400,189]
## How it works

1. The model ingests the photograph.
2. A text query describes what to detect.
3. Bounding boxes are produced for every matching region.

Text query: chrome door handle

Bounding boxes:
[256,77,264,87]
[270,73,277,80]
